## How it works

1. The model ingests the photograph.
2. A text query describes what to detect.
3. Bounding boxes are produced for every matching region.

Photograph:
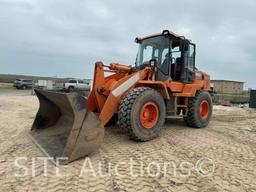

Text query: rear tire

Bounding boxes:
[184,90,212,128]
[118,87,166,141]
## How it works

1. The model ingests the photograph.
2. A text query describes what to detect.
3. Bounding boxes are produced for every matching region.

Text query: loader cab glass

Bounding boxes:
[180,41,196,82]
[135,35,196,83]
[135,35,170,75]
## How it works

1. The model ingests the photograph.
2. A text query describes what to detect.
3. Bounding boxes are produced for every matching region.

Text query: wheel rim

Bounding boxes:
[199,100,209,119]
[140,102,159,129]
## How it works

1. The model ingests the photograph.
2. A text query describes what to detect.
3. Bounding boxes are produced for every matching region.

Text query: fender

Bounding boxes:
[137,80,171,99]
[98,69,148,125]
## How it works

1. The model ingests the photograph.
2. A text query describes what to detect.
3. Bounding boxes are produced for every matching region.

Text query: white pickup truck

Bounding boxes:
[64,79,91,92]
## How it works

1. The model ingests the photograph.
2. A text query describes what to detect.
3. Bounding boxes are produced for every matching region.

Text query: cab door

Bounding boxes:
[181,42,196,83]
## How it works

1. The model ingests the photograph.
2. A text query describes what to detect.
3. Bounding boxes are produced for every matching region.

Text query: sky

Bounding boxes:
[0,0,255,89]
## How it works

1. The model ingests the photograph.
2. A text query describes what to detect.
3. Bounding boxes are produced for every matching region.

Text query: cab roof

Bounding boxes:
[135,30,191,43]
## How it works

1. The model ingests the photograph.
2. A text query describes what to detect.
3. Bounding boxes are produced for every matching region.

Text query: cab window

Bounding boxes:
[142,45,153,63]
[69,80,77,83]
[188,44,195,70]
[171,46,181,63]
[160,48,169,65]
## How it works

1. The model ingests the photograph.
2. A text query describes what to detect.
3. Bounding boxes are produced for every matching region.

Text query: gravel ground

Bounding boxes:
[0,89,256,192]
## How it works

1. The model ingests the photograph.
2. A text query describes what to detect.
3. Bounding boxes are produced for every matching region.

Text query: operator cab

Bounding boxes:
[135,30,196,83]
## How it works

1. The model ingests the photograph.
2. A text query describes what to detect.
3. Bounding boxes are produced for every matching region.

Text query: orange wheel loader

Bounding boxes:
[30,30,212,164]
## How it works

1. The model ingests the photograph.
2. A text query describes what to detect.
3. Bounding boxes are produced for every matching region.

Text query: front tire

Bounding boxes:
[184,90,212,128]
[118,87,166,141]
[68,86,74,92]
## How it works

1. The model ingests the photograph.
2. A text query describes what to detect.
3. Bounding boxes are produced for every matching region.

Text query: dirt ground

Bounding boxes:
[0,89,256,192]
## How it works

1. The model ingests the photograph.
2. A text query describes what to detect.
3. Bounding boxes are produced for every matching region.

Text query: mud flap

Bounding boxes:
[30,89,104,164]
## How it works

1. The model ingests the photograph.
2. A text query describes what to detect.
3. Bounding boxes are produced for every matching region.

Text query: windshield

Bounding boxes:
[135,35,170,74]
[69,80,77,83]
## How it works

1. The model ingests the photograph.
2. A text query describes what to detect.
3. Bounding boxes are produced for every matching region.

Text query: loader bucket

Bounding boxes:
[30,89,104,164]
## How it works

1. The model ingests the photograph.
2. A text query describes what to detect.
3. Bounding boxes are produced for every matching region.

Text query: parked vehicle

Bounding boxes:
[13,79,33,89]
[64,79,90,92]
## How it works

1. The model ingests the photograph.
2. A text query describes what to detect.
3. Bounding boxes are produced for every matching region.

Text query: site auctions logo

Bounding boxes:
[13,157,215,178]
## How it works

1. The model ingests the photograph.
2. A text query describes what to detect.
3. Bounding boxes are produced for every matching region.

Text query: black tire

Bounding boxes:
[118,87,166,141]
[184,90,212,128]
[105,114,118,126]
[68,86,74,92]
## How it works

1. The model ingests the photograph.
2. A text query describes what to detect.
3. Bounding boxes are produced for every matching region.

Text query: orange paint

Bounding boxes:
[87,61,211,125]
[140,102,159,129]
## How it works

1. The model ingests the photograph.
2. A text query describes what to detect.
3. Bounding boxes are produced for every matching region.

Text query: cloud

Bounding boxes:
[0,0,255,88]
